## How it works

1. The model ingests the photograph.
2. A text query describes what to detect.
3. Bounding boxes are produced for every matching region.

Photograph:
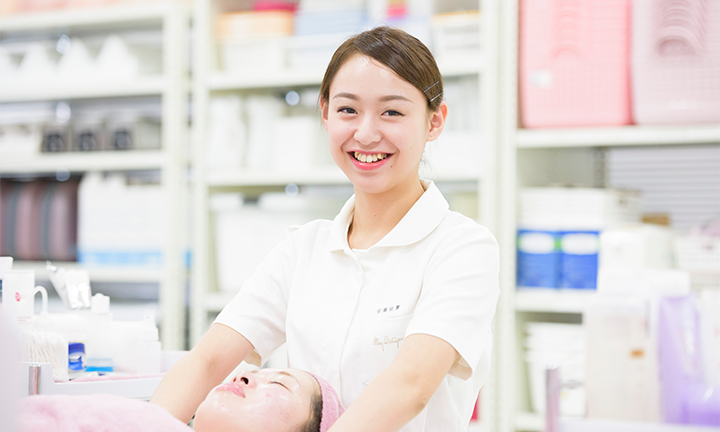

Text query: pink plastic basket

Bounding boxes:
[519,0,633,128]
[632,0,720,125]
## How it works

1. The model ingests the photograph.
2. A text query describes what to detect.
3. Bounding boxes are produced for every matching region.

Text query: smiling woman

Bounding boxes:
[151,25,499,432]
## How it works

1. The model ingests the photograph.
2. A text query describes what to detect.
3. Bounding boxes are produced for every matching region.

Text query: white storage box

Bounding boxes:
[216,10,294,73]
[212,192,345,293]
[675,235,720,289]
[216,11,294,40]
[431,11,481,64]
[519,187,642,230]
[286,33,350,71]
[220,38,286,73]
[77,173,165,267]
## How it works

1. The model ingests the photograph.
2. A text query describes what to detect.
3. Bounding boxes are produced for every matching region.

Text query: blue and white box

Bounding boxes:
[517,229,561,288]
[559,230,600,290]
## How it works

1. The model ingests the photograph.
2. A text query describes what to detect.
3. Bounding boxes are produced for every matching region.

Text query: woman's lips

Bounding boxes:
[349,152,392,171]
[216,383,245,397]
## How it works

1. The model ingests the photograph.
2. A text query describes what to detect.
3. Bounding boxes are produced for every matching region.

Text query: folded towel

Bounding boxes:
[18,394,191,432]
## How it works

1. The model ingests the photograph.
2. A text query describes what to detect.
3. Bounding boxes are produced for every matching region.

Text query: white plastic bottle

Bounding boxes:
[137,313,161,374]
[85,293,114,373]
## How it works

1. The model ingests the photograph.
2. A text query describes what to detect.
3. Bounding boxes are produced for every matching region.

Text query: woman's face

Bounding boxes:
[193,368,318,432]
[321,54,447,197]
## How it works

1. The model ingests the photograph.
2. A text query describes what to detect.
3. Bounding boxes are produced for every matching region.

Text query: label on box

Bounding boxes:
[560,231,600,290]
[517,230,561,288]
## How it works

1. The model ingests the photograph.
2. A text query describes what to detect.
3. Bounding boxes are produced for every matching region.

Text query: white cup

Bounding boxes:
[1,270,48,331]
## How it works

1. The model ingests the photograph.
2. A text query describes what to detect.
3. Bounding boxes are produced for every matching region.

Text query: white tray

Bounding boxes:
[21,350,187,400]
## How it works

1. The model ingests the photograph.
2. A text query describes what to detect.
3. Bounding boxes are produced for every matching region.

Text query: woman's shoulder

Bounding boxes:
[439,209,497,245]
[286,218,336,243]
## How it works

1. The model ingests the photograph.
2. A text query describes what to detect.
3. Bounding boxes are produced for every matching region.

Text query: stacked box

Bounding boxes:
[517,187,641,290]
[519,0,632,128]
[632,0,720,124]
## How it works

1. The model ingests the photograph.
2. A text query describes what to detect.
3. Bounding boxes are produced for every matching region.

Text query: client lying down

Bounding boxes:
[17,368,344,432]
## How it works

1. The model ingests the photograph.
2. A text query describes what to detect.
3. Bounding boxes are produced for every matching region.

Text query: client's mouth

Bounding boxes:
[216,383,245,398]
[351,151,391,163]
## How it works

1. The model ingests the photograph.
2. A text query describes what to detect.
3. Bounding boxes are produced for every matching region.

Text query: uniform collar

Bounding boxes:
[328,180,449,252]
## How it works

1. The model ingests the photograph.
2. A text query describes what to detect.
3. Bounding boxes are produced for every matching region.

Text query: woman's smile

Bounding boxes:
[349,151,393,170]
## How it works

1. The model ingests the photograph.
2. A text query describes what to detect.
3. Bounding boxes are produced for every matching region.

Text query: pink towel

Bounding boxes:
[18,394,191,432]
[308,373,346,432]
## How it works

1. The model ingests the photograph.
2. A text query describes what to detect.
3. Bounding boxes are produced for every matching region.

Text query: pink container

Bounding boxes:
[519,0,633,128]
[14,0,68,12]
[632,0,720,125]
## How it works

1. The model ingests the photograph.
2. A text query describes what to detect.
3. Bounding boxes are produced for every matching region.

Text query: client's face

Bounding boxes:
[193,368,319,432]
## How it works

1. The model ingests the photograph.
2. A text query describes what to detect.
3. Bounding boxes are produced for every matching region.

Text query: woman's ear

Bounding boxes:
[427,101,448,142]
[320,98,329,130]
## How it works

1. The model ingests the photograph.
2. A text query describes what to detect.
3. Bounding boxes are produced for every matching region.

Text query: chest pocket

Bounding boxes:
[360,313,414,385]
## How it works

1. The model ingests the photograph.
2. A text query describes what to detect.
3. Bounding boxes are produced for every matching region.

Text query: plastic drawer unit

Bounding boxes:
[519,0,632,128]
[632,0,720,124]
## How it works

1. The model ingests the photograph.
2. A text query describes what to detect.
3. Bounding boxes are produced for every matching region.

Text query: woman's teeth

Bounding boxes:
[353,152,387,163]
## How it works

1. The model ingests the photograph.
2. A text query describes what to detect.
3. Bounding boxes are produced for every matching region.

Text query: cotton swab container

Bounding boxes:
[20,330,69,382]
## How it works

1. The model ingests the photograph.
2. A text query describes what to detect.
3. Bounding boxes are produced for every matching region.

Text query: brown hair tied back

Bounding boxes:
[320,26,444,112]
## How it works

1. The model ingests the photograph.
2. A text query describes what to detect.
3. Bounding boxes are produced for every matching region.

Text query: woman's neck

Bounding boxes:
[348,179,426,250]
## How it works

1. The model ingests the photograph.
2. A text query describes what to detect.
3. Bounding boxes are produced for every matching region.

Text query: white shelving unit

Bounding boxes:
[190,0,500,429]
[516,124,720,149]
[0,76,169,102]
[496,1,720,431]
[0,150,167,173]
[0,2,190,350]
[11,260,163,284]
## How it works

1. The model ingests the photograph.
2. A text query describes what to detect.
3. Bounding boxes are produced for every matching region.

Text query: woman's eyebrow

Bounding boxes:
[378,95,413,103]
[333,92,358,100]
[275,371,301,387]
[332,93,412,103]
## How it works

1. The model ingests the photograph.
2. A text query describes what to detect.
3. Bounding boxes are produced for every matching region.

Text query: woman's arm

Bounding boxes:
[327,333,459,432]
[150,323,254,423]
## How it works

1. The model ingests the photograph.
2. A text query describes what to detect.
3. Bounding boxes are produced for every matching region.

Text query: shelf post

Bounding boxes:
[160,2,190,350]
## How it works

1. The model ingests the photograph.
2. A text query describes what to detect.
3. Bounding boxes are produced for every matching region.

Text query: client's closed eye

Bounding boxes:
[271,381,288,389]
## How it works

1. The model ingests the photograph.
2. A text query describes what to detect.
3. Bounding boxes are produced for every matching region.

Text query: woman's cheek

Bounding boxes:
[257,392,302,428]
[195,396,243,432]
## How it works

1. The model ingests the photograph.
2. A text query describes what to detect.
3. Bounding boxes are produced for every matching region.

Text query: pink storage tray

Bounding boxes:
[519,0,633,128]
[632,0,720,125]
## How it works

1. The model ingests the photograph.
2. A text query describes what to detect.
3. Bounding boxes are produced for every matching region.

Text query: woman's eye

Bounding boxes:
[271,381,289,389]
[384,110,402,116]
[338,107,356,114]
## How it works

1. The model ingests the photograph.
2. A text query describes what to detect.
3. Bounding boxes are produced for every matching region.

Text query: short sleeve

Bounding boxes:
[404,221,500,381]
[214,228,299,366]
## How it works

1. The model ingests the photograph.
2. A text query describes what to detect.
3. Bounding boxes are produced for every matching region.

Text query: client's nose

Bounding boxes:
[234,371,257,388]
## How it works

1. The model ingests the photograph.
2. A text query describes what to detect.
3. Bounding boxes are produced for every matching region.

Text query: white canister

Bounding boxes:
[1,270,48,331]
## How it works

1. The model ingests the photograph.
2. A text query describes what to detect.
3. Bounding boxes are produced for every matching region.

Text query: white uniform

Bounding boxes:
[216,180,500,431]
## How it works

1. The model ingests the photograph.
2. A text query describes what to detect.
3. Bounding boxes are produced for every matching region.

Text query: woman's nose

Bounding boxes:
[353,115,382,146]
[233,371,257,388]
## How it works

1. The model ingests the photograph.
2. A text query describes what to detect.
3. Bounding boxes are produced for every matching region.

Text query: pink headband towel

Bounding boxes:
[309,373,345,432]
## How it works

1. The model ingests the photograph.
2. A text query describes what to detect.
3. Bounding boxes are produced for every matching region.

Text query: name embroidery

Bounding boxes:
[373,335,405,352]
[377,305,400,314]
